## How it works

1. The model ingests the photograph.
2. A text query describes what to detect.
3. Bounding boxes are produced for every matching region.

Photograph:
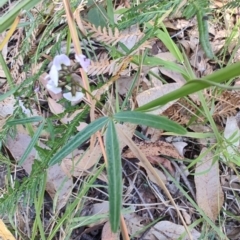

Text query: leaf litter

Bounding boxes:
[1,0,240,239]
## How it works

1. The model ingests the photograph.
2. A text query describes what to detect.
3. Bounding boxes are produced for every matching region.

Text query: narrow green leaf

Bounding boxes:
[19,120,45,166]
[48,117,108,166]
[0,0,40,33]
[0,87,18,101]
[136,61,240,111]
[157,23,184,63]
[0,50,14,87]
[7,116,43,126]
[106,119,122,232]
[196,10,214,59]
[114,111,186,134]
[132,55,187,76]
[107,0,114,25]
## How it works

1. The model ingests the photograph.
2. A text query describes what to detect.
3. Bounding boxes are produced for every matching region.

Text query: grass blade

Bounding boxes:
[106,119,122,232]
[0,87,18,101]
[136,61,240,111]
[19,120,45,166]
[7,116,43,126]
[48,117,108,166]
[0,0,40,33]
[114,111,186,134]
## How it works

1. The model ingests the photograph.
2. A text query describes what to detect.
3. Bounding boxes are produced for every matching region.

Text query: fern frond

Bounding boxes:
[88,58,125,76]
[84,21,145,46]
[223,0,240,9]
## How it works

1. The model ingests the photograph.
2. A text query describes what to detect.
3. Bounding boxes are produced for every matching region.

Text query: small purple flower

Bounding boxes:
[75,54,90,72]
[53,54,71,71]
[63,92,84,102]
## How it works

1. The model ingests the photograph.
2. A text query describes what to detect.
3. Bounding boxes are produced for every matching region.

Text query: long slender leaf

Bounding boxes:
[107,0,114,25]
[48,117,108,166]
[7,116,43,126]
[0,0,40,33]
[0,52,14,88]
[196,10,214,59]
[132,55,187,76]
[19,120,45,166]
[157,23,184,63]
[114,111,186,134]
[0,87,18,101]
[106,119,122,232]
[136,61,240,111]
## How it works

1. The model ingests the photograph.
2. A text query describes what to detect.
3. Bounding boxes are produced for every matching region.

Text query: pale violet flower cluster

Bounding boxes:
[46,53,90,102]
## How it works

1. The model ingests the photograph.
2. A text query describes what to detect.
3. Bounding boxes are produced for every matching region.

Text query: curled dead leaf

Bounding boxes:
[148,221,200,240]
[195,147,224,221]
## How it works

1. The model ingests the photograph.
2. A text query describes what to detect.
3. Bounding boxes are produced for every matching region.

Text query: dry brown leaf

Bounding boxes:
[190,50,207,73]
[88,201,109,227]
[222,116,240,160]
[149,67,162,87]
[92,201,109,214]
[117,76,135,95]
[61,144,102,177]
[122,140,183,181]
[179,40,191,55]
[124,212,145,237]
[195,147,224,221]
[136,83,182,115]
[138,161,167,184]
[181,210,191,225]
[116,125,193,237]
[159,67,186,84]
[221,175,240,190]
[48,97,87,130]
[123,141,181,159]
[0,219,16,240]
[163,19,193,30]
[101,221,119,240]
[0,95,15,118]
[88,58,124,76]
[156,52,177,62]
[117,123,136,150]
[172,142,188,157]
[144,127,163,142]
[5,131,72,210]
[147,221,200,240]
[48,97,65,115]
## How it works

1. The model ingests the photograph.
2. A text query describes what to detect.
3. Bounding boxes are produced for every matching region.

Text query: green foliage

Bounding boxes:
[87,2,108,27]
[2,0,240,237]
[223,0,240,9]
[114,111,186,134]
[117,0,179,30]
[137,61,240,112]
[7,116,43,126]
[0,0,40,33]
[182,0,210,19]
[48,116,109,166]
[0,161,46,215]
[182,0,214,58]
[46,110,186,232]
[106,119,122,232]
